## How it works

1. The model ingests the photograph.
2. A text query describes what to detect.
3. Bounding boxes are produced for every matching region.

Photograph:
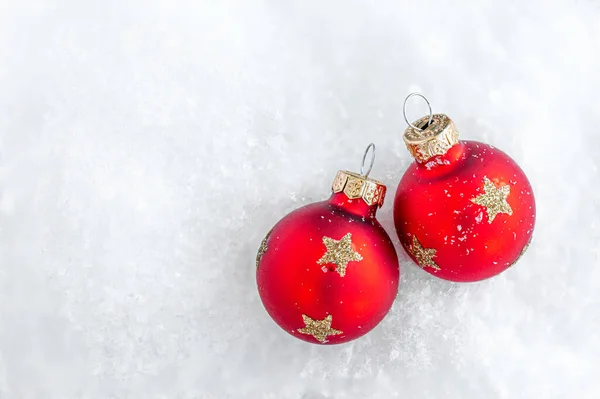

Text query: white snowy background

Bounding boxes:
[1,0,599,398]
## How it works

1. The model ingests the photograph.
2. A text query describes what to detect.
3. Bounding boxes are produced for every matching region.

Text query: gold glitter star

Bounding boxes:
[297,314,342,343]
[316,233,363,277]
[408,235,440,271]
[256,229,272,269]
[471,176,513,223]
[509,239,531,267]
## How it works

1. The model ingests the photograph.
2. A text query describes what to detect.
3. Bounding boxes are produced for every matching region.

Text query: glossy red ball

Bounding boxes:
[394,140,535,282]
[257,190,399,344]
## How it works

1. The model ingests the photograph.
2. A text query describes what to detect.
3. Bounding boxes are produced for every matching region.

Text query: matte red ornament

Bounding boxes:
[394,109,535,282]
[256,160,399,344]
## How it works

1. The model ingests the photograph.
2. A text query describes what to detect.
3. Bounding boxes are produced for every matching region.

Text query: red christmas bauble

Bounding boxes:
[257,170,399,344]
[394,114,535,282]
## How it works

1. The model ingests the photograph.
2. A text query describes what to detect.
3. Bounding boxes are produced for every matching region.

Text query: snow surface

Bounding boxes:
[1,1,600,398]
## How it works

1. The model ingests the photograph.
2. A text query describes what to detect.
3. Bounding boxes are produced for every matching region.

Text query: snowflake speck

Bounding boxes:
[475,212,483,223]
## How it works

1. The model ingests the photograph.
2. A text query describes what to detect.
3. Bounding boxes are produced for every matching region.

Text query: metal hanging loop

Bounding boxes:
[403,92,433,131]
[360,143,376,178]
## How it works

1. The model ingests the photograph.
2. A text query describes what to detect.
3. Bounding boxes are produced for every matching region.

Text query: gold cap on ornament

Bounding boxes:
[402,94,460,163]
[331,144,386,208]
[332,170,386,207]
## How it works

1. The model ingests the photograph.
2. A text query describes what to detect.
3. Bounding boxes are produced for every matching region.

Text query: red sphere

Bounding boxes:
[394,140,535,282]
[257,173,399,345]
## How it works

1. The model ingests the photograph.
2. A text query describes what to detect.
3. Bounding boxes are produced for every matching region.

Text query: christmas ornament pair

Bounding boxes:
[256,94,536,345]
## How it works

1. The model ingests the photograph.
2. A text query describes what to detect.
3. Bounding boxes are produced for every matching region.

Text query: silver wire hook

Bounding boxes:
[403,92,433,131]
[360,143,376,178]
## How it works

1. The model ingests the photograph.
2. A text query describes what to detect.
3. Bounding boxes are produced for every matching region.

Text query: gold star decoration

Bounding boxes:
[509,239,531,268]
[255,228,272,269]
[316,233,363,277]
[471,176,513,223]
[297,314,342,343]
[408,235,440,271]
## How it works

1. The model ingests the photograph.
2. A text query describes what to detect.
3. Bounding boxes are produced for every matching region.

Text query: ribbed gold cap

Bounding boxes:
[403,114,460,163]
[331,170,386,207]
